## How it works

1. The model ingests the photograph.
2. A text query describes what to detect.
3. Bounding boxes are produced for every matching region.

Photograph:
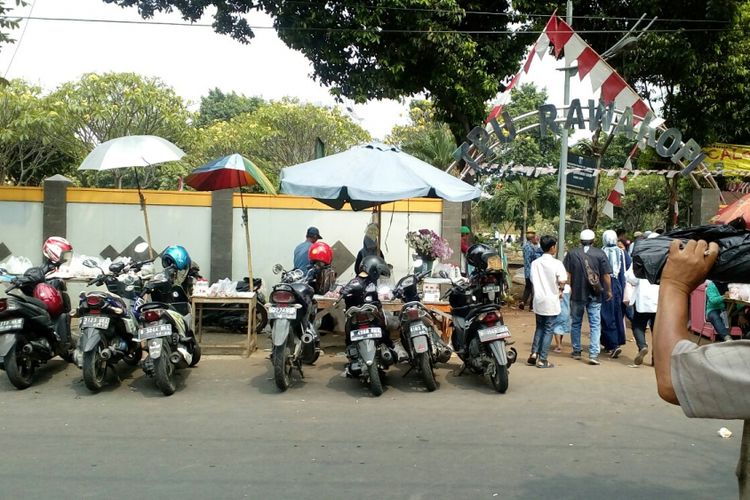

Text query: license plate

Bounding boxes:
[137,324,172,341]
[268,306,297,320]
[478,324,510,342]
[80,316,110,329]
[410,323,430,337]
[350,327,382,341]
[0,318,23,333]
[483,285,500,293]
[413,335,429,353]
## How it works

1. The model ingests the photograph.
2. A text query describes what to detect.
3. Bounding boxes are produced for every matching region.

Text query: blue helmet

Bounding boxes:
[162,245,191,271]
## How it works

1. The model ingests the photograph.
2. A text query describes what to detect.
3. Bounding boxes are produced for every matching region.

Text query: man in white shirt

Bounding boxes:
[528,235,568,368]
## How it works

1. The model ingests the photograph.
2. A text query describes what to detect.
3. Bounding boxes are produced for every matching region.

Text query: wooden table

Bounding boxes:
[313,295,453,341]
[191,294,257,357]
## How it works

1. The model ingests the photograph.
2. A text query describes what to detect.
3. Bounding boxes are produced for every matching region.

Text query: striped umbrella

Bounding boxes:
[186,154,277,287]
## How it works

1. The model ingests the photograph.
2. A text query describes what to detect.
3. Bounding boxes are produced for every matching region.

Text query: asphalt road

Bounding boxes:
[0,320,741,500]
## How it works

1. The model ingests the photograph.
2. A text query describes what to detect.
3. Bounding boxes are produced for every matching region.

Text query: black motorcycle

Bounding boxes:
[0,266,74,389]
[74,256,152,392]
[340,277,395,397]
[393,271,451,392]
[267,265,321,391]
[137,264,201,396]
[442,272,517,393]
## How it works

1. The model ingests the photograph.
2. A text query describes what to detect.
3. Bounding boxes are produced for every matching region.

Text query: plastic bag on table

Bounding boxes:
[632,218,750,284]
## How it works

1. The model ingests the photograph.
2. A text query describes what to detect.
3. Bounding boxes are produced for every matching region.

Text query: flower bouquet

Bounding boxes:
[405,229,453,261]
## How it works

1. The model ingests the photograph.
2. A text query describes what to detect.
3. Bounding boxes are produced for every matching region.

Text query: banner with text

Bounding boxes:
[704,144,750,174]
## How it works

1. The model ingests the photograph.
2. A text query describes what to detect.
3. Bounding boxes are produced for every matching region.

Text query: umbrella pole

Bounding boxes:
[133,167,154,259]
[239,185,253,286]
[376,205,382,254]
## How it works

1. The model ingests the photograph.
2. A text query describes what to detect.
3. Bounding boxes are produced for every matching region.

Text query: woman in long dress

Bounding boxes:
[600,230,630,357]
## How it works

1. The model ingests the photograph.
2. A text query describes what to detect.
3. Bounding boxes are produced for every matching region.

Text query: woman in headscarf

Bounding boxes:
[354,223,385,273]
[600,229,632,358]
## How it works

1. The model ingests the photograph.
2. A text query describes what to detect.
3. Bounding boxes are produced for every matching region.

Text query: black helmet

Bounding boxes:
[466,244,501,271]
[359,255,390,280]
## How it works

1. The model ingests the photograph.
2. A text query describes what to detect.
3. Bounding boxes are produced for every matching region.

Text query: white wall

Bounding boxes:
[0,201,43,265]
[231,207,442,287]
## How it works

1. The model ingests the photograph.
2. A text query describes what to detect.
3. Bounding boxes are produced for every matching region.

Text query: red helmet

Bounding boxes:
[308,241,333,265]
[42,236,73,264]
[33,283,64,317]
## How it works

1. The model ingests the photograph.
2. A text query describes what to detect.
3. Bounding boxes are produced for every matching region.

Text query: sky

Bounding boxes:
[0,0,598,140]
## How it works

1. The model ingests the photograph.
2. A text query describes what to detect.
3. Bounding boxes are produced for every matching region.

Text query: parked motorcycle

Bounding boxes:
[0,266,74,389]
[267,264,321,391]
[340,256,395,397]
[393,271,451,392]
[136,245,201,396]
[466,244,507,306]
[74,249,152,392]
[441,271,517,393]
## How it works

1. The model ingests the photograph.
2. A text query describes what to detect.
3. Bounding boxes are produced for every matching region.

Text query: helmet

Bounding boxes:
[161,245,191,271]
[359,255,390,280]
[33,283,64,317]
[308,241,333,265]
[466,244,501,271]
[42,236,72,265]
[580,229,596,242]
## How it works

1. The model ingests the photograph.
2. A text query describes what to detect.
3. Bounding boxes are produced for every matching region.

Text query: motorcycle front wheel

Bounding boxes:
[154,341,177,396]
[417,352,437,392]
[5,342,34,390]
[272,344,291,391]
[367,362,383,397]
[82,343,107,392]
[490,360,509,394]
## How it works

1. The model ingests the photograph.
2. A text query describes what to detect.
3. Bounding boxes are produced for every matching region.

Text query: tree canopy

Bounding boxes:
[195,88,265,128]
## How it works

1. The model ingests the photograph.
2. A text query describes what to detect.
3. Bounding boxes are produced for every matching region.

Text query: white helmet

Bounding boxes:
[580,229,596,242]
[42,236,73,264]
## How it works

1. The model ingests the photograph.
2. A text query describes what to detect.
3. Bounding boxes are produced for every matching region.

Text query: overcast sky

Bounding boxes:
[0,0,597,139]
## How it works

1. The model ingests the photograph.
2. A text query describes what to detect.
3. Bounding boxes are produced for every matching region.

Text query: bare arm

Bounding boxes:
[653,239,719,405]
[603,273,613,300]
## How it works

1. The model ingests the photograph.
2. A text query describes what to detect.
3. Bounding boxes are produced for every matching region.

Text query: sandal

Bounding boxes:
[527,353,538,365]
[536,359,555,368]
[553,346,562,353]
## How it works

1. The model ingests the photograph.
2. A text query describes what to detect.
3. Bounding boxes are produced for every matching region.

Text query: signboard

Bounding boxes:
[704,144,750,174]
[566,153,598,197]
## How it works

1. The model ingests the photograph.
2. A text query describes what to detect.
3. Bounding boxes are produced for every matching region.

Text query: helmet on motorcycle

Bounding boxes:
[466,243,501,271]
[42,236,73,265]
[33,283,64,317]
[161,245,191,271]
[359,255,390,280]
[308,241,333,266]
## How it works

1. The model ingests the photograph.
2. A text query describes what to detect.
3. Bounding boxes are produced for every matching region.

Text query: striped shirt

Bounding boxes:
[671,339,750,419]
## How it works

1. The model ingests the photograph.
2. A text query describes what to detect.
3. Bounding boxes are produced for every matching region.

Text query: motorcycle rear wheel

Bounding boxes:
[154,341,177,396]
[490,360,509,394]
[255,305,268,335]
[417,352,437,392]
[82,344,107,392]
[272,344,291,391]
[367,362,383,397]
[5,343,34,390]
[189,341,201,367]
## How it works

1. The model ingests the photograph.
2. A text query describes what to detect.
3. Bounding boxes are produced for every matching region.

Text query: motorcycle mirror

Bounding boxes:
[272,264,283,275]
[134,242,149,254]
[82,259,99,269]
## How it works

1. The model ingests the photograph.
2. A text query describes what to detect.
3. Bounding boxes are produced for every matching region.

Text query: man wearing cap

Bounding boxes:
[520,229,542,310]
[293,226,322,272]
[563,229,613,365]
[460,226,472,275]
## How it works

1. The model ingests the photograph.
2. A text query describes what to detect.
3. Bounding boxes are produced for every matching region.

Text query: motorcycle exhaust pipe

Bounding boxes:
[380,345,394,367]
[301,332,314,345]
[22,344,33,355]
[169,351,182,364]
[507,347,518,366]
[100,348,113,360]
[170,347,192,367]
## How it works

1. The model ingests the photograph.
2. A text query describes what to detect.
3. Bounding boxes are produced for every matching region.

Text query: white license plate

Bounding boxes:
[137,324,173,341]
[478,324,510,342]
[350,327,382,341]
[0,318,23,333]
[80,316,110,329]
[268,306,297,320]
[483,285,501,293]
[410,323,430,337]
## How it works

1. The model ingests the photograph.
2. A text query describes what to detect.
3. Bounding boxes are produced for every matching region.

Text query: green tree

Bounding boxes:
[0,1,26,58]
[102,0,528,142]
[0,80,78,185]
[387,100,456,168]
[51,72,194,189]
[195,88,264,128]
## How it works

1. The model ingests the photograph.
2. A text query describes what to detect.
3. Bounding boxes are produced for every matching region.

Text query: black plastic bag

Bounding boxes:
[631,218,750,284]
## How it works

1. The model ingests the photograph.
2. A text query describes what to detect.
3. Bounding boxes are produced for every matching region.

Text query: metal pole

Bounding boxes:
[557,1,573,259]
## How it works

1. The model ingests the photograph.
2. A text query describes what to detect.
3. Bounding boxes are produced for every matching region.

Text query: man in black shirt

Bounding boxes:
[563,229,613,365]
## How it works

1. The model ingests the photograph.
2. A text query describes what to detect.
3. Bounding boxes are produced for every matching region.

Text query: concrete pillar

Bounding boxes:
[441,201,462,266]
[691,188,720,226]
[210,189,234,282]
[42,175,72,240]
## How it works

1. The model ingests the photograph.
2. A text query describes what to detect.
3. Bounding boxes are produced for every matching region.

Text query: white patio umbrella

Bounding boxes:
[79,135,186,257]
